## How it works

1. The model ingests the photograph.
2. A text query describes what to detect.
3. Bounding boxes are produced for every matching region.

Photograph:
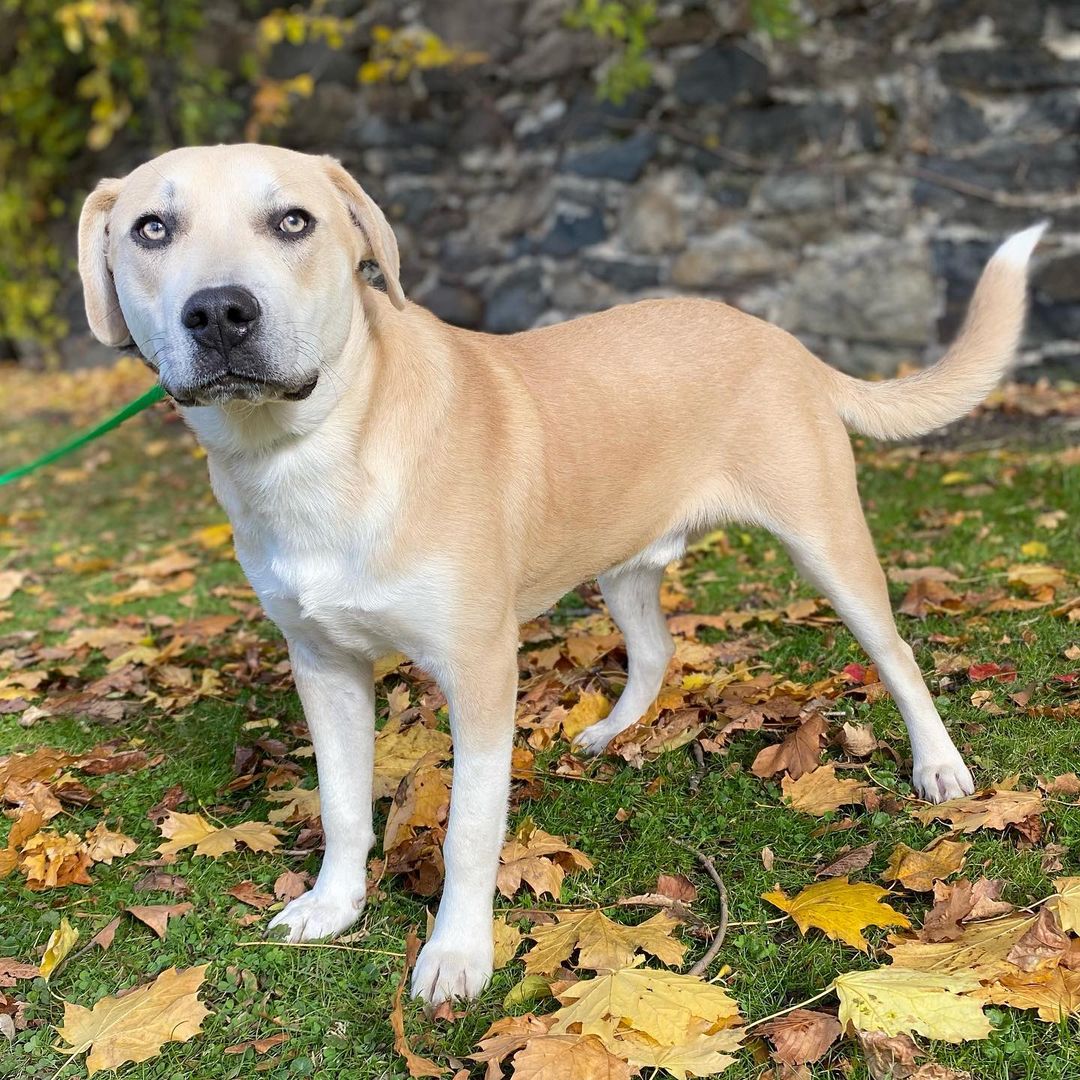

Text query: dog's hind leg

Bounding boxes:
[575,560,674,754]
[769,474,974,804]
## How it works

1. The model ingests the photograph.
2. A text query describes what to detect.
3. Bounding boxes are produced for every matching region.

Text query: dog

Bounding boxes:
[78,143,1045,1005]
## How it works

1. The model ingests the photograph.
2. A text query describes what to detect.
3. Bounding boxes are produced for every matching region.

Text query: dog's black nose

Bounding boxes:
[181,286,260,352]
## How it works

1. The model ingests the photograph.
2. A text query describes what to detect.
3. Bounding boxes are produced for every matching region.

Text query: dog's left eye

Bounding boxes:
[278,210,311,236]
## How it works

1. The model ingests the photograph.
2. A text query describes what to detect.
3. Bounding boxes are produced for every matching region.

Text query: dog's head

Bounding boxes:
[78,144,404,407]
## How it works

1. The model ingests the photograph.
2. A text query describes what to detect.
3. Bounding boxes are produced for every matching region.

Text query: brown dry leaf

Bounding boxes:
[921,879,1014,942]
[898,578,965,618]
[89,917,121,952]
[55,965,209,1075]
[782,765,869,816]
[471,1013,553,1072]
[1005,906,1070,972]
[816,843,876,880]
[227,881,276,910]
[83,822,138,865]
[562,691,613,743]
[752,713,828,780]
[888,915,1036,980]
[882,839,971,892]
[838,722,886,759]
[763,878,910,951]
[497,820,594,900]
[857,1031,924,1080]
[1040,773,1080,796]
[273,870,310,903]
[523,909,685,975]
[156,811,283,858]
[511,1033,634,1080]
[391,932,445,1077]
[986,966,1080,1022]
[383,754,452,854]
[834,968,990,1042]
[0,570,26,602]
[0,959,39,986]
[911,787,1043,834]
[656,873,697,903]
[909,1067,971,1080]
[125,903,193,940]
[758,1008,842,1066]
[223,1031,289,1055]
[373,719,452,800]
[134,871,191,896]
[0,747,72,787]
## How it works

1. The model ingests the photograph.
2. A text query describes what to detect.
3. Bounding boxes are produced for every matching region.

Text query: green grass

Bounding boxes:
[0,399,1078,1079]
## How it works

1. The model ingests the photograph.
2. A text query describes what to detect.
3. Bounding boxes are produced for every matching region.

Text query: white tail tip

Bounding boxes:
[994,221,1049,268]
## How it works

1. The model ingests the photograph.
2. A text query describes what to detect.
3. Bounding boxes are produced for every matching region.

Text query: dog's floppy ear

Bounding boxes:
[78,178,132,346]
[320,156,406,311]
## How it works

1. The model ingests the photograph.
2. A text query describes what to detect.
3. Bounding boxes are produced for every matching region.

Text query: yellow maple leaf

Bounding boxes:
[192,522,232,549]
[834,967,991,1043]
[1048,877,1080,933]
[523,909,685,975]
[156,811,283,858]
[911,788,1043,833]
[550,963,743,1046]
[563,691,612,741]
[763,878,910,951]
[781,764,869,816]
[40,918,79,981]
[493,917,523,970]
[882,838,971,892]
[56,965,209,1075]
[382,753,452,854]
[83,822,138,865]
[20,830,94,889]
[373,719,452,800]
[617,1027,744,1079]
[496,820,593,900]
[887,914,1035,980]
[264,785,321,824]
[510,1032,633,1080]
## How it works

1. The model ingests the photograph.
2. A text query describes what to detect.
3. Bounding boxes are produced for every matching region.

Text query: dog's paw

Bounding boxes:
[411,933,493,1007]
[267,886,365,942]
[573,718,620,757]
[913,751,975,803]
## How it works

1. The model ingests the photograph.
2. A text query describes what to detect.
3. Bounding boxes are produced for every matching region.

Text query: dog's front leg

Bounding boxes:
[268,642,375,941]
[411,643,518,1006]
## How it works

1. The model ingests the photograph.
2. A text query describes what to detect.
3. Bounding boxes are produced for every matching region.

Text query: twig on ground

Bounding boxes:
[671,837,729,977]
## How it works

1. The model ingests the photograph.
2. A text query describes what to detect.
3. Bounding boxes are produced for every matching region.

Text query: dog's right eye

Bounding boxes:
[134,216,168,244]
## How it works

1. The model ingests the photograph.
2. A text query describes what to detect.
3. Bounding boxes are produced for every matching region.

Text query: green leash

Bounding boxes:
[0,383,167,488]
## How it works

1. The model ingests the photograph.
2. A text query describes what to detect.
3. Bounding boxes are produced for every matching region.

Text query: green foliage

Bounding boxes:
[0,0,240,355]
[568,0,804,104]
[564,0,657,105]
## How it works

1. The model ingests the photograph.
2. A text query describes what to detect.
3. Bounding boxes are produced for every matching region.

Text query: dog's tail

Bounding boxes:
[829,223,1047,441]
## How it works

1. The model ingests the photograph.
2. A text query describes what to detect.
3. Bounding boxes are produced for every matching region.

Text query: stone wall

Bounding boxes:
[71,0,1080,376]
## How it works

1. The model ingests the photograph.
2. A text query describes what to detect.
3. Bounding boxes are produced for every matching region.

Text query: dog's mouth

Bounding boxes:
[165,372,319,407]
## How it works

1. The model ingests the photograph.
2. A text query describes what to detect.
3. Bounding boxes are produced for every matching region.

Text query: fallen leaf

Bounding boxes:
[156,811,283,857]
[497,820,593,900]
[898,578,964,619]
[523,909,685,975]
[1005,906,1070,972]
[882,839,971,892]
[763,878,910,952]
[921,879,1014,941]
[223,1031,289,1055]
[125,903,193,940]
[83,822,138,864]
[1048,877,1080,933]
[273,870,309,903]
[391,932,445,1077]
[758,1008,842,1066]
[782,765,870,816]
[0,571,26,602]
[857,1031,924,1080]
[563,691,612,742]
[752,713,828,780]
[493,917,523,970]
[888,915,1035,980]
[55,965,209,1075]
[656,873,697,903]
[817,844,876,880]
[0,959,39,986]
[838,722,885,759]
[834,968,990,1042]
[89,918,120,952]
[20,830,93,889]
[373,720,452,800]
[911,787,1043,834]
[264,785,320,824]
[511,1032,634,1080]
[986,965,1080,1022]
[40,918,79,981]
